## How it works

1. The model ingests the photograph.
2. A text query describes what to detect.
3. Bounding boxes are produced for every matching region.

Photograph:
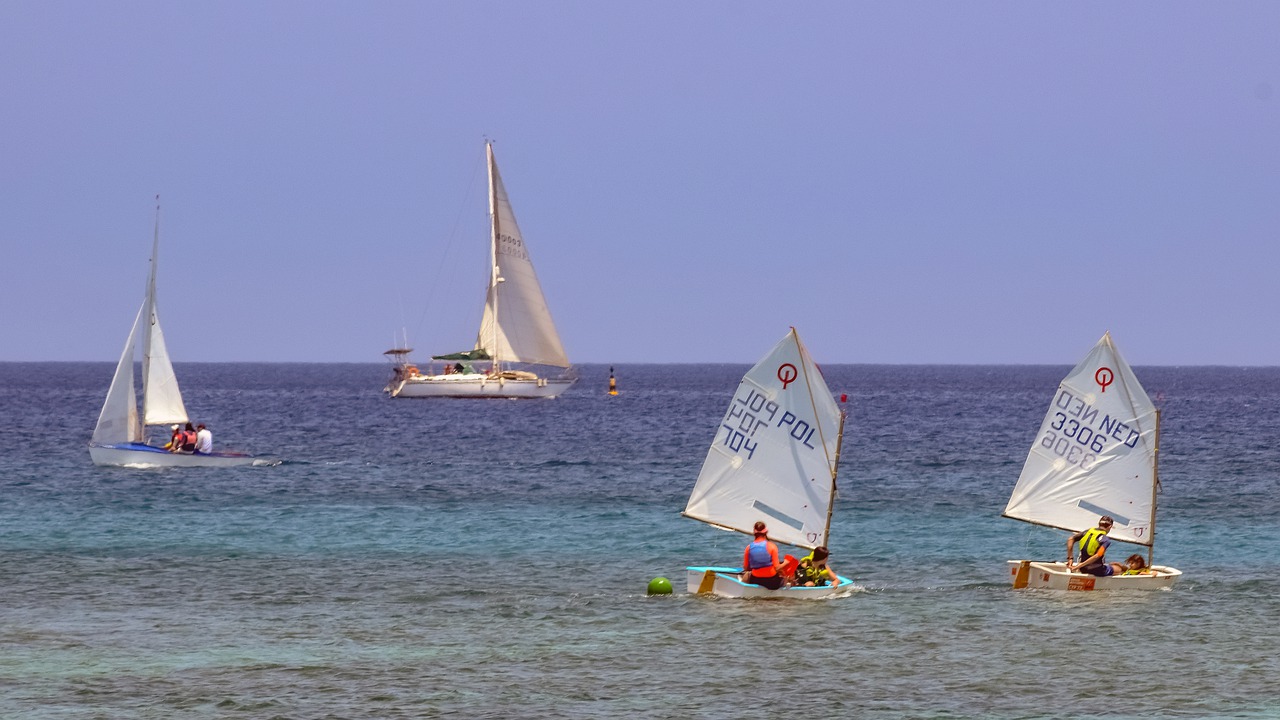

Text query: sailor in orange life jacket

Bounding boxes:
[741,521,784,590]
[179,423,198,453]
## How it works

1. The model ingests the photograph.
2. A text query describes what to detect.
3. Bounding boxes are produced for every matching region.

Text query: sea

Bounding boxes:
[1,362,1278,719]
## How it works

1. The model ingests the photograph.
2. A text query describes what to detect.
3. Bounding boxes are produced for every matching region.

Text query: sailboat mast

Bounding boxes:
[139,196,161,437]
[1149,408,1162,567]
[486,142,501,374]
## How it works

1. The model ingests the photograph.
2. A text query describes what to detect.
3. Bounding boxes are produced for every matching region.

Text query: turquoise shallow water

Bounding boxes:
[1,362,1279,718]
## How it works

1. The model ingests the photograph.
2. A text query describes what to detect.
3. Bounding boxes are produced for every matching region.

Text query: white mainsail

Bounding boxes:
[684,328,843,550]
[1004,332,1158,546]
[474,143,570,369]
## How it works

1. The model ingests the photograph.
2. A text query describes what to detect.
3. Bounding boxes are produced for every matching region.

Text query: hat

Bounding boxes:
[170,425,179,430]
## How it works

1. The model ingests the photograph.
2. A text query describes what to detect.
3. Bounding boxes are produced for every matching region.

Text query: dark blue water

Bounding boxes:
[2,362,1278,718]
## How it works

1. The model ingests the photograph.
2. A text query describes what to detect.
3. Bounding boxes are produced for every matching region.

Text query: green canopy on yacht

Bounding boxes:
[430,350,492,361]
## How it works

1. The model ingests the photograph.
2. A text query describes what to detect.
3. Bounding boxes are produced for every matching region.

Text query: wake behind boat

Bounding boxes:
[385,142,574,399]
[1004,332,1180,590]
[88,201,277,469]
[683,328,851,599]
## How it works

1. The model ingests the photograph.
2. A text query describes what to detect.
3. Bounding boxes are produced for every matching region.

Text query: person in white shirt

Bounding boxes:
[195,423,213,454]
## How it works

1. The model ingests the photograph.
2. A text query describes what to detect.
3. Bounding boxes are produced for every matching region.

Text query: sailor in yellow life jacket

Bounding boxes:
[794,546,841,587]
[1067,515,1115,577]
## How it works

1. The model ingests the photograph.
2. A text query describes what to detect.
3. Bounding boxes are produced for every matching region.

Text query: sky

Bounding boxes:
[2,2,1278,365]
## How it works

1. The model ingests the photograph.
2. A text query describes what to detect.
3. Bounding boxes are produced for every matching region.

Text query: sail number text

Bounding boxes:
[1037,388,1143,470]
[496,232,529,261]
[719,388,819,460]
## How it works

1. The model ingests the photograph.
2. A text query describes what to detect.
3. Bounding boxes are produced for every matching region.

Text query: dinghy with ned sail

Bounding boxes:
[1005,332,1180,590]
[88,201,276,468]
[684,328,851,598]
[384,142,574,399]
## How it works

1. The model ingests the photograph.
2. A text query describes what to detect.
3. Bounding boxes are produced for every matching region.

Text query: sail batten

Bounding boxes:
[1004,332,1158,546]
[684,329,842,550]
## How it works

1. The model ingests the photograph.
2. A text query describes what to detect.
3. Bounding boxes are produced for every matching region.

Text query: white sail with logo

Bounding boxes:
[1004,332,1158,546]
[684,328,842,550]
[475,143,570,369]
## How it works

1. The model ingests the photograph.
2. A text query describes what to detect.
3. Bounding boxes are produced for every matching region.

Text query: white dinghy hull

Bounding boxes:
[1008,560,1181,591]
[686,567,849,599]
[389,374,573,399]
[89,443,279,468]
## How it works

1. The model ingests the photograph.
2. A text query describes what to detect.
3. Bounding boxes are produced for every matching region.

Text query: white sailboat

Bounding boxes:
[1005,332,1180,590]
[684,328,851,599]
[88,202,275,468]
[385,142,574,399]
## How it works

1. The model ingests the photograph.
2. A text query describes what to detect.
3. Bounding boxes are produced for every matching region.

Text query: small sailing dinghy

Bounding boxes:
[88,202,276,468]
[385,142,574,399]
[1005,332,1180,590]
[683,328,851,599]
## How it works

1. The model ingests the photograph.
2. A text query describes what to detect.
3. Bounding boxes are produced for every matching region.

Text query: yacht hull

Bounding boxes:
[387,374,573,399]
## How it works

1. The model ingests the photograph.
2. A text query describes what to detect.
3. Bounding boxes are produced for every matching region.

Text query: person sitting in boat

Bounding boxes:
[163,424,182,451]
[1110,553,1154,576]
[174,422,198,453]
[794,546,841,587]
[1066,515,1114,576]
[195,423,212,454]
[741,521,784,590]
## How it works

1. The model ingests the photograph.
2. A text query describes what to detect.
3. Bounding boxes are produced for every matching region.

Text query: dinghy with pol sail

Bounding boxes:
[683,328,851,599]
[88,200,276,468]
[384,142,574,399]
[1005,332,1180,590]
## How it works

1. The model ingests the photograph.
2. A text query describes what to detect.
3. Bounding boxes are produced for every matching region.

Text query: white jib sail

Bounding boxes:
[92,305,143,445]
[1004,332,1158,546]
[684,328,842,550]
[475,144,570,368]
[142,306,188,426]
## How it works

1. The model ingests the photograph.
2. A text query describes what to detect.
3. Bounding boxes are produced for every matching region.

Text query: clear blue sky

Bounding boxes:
[2,3,1277,364]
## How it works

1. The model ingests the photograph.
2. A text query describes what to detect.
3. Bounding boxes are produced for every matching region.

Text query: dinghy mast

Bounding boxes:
[822,409,847,549]
[1150,409,1161,568]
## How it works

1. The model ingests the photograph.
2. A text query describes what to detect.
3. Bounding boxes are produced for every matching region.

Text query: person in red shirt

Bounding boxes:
[741,521,783,589]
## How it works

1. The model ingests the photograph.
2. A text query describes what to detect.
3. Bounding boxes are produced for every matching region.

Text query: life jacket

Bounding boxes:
[779,554,799,580]
[1077,527,1108,562]
[181,430,197,450]
[746,539,777,576]
[796,552,832,585]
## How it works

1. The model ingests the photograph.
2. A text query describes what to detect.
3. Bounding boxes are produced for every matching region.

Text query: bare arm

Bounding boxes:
[1065,532,1082,566]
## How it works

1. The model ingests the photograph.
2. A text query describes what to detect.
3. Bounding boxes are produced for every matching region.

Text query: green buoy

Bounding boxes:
[647,576,673,595]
